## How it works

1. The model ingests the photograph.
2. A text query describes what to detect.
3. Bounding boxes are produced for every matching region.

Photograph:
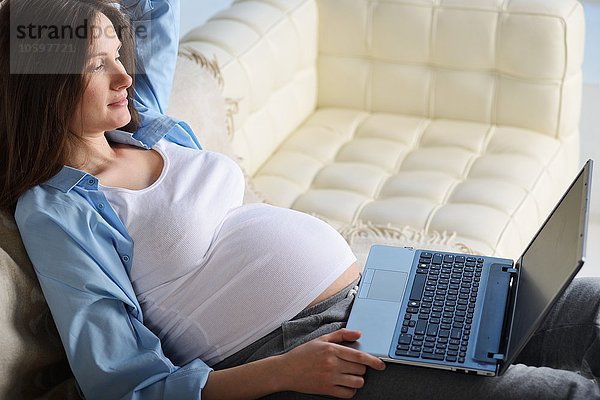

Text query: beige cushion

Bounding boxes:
[0,213,78,399]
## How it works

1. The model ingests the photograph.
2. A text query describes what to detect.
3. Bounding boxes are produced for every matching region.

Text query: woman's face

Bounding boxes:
[69,13,132,137]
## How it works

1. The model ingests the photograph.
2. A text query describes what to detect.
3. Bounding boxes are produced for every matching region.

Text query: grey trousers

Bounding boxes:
[215,277,600,399]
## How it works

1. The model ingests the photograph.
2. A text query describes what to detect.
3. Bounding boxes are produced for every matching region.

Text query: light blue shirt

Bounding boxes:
[15,1,212,399]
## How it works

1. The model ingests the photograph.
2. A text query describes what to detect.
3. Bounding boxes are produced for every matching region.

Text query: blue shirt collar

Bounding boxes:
[44,166,90,193]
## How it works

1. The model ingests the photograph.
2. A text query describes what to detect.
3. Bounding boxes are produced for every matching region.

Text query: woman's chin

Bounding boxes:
[113,114,132,130]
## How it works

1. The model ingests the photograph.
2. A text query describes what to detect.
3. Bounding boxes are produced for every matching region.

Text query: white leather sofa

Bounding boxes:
[180,0,585,259]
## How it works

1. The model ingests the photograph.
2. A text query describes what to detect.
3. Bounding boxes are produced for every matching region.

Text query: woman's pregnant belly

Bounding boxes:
[141,203,357,366]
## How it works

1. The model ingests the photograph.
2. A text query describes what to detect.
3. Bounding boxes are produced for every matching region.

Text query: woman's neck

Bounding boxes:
[69,132,118,176]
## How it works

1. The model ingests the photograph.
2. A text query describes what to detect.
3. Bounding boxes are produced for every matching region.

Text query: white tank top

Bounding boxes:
[100,139,356,365]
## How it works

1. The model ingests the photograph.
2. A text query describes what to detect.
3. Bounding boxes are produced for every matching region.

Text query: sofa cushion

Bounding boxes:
[0,212,78,399]
[252,109,574,258]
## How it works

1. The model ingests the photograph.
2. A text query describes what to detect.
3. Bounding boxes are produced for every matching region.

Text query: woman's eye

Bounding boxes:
[92,63,104,72]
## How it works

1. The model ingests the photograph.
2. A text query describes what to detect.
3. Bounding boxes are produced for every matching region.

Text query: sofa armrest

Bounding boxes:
[167,50,231,155]
[180,0,319,176]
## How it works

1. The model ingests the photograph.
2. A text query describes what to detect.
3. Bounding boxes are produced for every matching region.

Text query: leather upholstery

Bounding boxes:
[181,0,584,258]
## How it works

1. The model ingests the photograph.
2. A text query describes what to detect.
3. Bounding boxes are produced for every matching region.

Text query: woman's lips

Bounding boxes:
[109,98,128,107]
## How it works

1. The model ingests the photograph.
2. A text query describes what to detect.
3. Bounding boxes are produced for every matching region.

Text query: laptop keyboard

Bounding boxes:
[395,252,483,364]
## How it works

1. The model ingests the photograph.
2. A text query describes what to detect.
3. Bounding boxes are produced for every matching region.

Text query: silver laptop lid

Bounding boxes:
[500,160,593,374]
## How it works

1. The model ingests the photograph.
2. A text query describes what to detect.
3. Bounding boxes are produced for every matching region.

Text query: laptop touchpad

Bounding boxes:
[365,270,407,302]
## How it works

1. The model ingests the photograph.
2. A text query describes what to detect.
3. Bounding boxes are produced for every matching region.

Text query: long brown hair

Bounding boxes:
[0,0,140,213]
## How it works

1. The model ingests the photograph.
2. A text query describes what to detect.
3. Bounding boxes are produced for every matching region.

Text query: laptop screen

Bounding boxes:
[503,160,592,371]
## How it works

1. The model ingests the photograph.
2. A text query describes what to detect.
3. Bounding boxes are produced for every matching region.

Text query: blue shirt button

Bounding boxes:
[122,255,130,263]
[97,203,105,210]
[87,178,96,185]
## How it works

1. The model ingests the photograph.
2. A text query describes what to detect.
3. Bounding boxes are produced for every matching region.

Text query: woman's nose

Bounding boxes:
[111,64,132,91]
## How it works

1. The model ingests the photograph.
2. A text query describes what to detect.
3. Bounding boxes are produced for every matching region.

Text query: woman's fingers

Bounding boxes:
[319,329,386,371]
[334,343,386,371]
[340,361,367,376]
[281,329,386,397]
[321,328,362,344]
[333,367,366,388]
[329,386,358,399]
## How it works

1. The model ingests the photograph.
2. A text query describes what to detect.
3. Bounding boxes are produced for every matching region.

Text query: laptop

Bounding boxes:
[346,159,593,376]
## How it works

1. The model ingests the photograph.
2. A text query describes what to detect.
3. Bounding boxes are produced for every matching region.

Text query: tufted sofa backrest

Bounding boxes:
[181,0,319,176]
[317,0,585,139]
[182,0,584,176]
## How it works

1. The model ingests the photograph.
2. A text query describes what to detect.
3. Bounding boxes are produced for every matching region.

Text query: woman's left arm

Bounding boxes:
[121,0,179,114]
[117,0,201,150]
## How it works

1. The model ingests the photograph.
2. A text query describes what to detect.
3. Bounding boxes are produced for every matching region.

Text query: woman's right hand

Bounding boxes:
[275,328,386,398]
